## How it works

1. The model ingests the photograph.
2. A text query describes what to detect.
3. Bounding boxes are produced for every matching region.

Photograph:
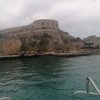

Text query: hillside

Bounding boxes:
[0,19,83,55]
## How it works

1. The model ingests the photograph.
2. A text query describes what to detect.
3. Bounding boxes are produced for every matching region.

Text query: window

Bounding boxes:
[41,22,44,25]
[42,27,45,29]
[47,22,49,25]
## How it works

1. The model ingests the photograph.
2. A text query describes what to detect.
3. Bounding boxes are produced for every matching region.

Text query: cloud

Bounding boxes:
[0,0,100,38]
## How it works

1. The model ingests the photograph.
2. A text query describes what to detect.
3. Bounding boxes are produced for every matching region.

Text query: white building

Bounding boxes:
[84,35,100,48]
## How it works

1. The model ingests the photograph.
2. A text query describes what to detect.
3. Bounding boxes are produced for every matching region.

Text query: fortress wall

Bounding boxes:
[32,19,59,31]
[0,19,64,46]
[0,19,60,37]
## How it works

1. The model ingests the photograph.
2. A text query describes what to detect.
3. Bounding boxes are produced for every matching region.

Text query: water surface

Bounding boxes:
[0,55,100,100]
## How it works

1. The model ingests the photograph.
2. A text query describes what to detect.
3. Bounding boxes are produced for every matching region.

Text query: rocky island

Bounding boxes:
[0,19,93,59]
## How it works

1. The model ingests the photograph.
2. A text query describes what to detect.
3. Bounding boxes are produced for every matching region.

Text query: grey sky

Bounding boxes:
[0,0,100,38]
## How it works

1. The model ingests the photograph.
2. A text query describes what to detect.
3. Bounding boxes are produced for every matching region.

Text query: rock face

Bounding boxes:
[0,19,82,55]
[0,38,21,55]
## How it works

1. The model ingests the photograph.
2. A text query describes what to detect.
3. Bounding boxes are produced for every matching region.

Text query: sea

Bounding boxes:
[0,55,100,100]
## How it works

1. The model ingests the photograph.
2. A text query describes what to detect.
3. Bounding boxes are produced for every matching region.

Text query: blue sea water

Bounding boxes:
[0,55,100,100]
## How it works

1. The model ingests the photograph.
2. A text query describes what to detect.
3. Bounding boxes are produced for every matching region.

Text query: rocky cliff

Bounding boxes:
[0,19,83,55]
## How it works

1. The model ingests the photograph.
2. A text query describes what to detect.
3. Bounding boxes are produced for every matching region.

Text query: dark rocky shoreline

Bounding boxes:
[2,48,100,60]
[0,52,92,60]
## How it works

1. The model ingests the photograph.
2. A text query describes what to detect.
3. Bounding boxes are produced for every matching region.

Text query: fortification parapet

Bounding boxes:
[32,19,59,31]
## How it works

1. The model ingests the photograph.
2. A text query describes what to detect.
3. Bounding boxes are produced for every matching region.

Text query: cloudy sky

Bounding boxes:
[0,0,100,38]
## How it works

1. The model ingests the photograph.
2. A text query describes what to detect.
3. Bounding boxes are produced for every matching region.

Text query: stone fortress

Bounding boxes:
[0,19,77,55]
[1,19,67,38]
[31,19,64,42]
[1,19,59,35]
[33,19,59,31]
[1,19,70,43]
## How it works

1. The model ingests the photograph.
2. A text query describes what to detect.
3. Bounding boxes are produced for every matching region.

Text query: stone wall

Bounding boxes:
[32,19,59,31]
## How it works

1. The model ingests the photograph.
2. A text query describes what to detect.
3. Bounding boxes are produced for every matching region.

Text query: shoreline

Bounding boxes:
[0,52,92,60]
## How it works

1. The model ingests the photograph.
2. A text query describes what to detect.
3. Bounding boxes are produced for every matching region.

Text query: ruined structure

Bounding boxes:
[33,19,59,30]
[0,19,78,55]
[1,19,69,42]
